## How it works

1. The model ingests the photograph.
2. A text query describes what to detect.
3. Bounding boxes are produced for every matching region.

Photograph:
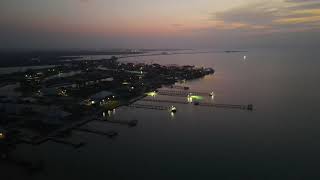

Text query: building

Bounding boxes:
[88,91,116,105]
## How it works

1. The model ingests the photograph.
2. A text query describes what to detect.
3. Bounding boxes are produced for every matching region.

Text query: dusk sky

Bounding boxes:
[1,0,320,49]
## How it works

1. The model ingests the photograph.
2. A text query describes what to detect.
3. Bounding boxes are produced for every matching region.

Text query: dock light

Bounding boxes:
[103,112,106,117]
[0,133,5,140]
[91,100,95,105]
[147,91,157,97]
[190,95,203,100]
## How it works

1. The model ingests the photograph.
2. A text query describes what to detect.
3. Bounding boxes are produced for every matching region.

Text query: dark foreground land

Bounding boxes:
[0,54,214,172]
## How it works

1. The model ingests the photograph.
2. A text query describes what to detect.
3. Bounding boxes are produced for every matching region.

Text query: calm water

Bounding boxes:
[7,48,320,179]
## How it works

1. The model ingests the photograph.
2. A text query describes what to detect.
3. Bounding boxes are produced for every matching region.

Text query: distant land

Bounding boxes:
[0,49,246,68]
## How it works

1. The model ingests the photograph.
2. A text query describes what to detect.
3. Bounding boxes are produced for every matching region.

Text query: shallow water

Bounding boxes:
[6,48,320,179]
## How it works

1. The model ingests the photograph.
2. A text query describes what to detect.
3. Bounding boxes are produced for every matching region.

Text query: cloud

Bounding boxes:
[213,2,279,25]
[208,0,320,35]
[285,0,319,3]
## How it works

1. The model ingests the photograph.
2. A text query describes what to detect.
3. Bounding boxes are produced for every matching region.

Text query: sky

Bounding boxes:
[0,0,320,49]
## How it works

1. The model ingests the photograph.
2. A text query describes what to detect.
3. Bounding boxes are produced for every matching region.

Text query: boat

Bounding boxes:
[170,106,177,113]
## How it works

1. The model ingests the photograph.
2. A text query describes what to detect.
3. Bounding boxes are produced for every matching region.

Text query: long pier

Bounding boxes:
[141,98,189,104]
[163,85,190,90]
[101,119,138,127]
[48,137,85,148]
[129,103,169,110]
[74,128,118,138]
[157,90,210,97]
[17,110,106,146]
[139,98,253,111]
[17,119,92,146]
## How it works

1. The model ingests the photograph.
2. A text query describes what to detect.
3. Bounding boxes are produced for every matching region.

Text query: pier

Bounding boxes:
[164,85,190,90]
[157,90,210,97]
[129,103,169,110]
[140,98,189,104]
[139,98,253,111]
[74,128,118,138]
[101,119,138,127]
[48,137,85,148]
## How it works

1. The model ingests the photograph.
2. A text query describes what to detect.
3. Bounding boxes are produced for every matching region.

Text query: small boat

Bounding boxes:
[193,101,200,106]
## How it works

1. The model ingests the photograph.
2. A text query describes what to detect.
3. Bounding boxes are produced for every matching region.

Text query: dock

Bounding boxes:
[164,85,190,90]
[129,103,169,110]
[48,137,85,148]
[101,119,138,127]
[74,128,118,138]
[157,90,210,97]
[17,110,106,146]
[139,98,253,111]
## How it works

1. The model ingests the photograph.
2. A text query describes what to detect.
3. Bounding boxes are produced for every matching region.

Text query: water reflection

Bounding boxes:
[170,112,175,119]
[210,91,215,102]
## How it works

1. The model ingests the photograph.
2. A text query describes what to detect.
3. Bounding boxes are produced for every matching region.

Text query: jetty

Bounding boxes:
[139,98,253,111]
[102,119,138,127]
[157,90,211,97]
[129,103,169,110]
[74,128,118,138]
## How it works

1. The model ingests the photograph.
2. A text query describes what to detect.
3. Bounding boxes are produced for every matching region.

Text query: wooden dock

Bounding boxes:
[101,119,138,127]
[139,98,253,111]
[129,103,169,110]
[140,98,189,104]
[157,90,210,97]
[17,110,104,146]
[164,85,190,90]
[48,137,85,148]
[74,128,118,138]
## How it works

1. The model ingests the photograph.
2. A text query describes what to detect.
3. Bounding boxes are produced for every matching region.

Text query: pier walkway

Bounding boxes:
[129,103,169,110]
[139,98,253,111]
[157,90,210,97]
